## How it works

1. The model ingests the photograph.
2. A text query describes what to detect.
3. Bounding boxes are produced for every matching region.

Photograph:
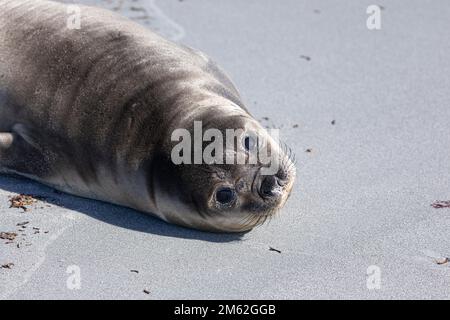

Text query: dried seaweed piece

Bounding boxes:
[431,201,450,209]
[9,194,38,211]
[0,232,17,240]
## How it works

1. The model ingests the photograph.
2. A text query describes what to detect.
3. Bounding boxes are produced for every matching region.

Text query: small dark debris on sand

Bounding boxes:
[305,148,312,153]
[0,232,17,241]
[9,194,38,211]
[1,263,14,269]
[313,9,320,14]
[16,221,29,227]
[130,6,145,12]
[331,120,336,125]
[130,270,139,273]
[16,242,32,249]
[262,117,269,121]
[436,258,449,265]
[293,124,299,128]
[300,55,311,61]
[269,247,282,254]
[431,201,450,209]
[143,289,150,294]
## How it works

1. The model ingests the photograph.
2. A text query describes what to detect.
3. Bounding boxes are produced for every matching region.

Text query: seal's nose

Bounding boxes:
[259,175,283,199]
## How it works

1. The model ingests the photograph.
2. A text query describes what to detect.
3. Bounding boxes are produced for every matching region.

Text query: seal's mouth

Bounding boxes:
[239,151,296,230]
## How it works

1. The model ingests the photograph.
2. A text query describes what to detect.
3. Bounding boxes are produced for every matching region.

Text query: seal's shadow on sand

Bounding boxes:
[0,174,245,243]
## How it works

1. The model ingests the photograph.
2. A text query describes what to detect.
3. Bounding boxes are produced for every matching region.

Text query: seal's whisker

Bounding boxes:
[277,141,296,170]
[238,212,255,228]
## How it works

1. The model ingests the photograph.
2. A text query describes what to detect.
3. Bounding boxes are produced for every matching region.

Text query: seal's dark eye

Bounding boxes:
[215,187,236,205]
[243,135,256,151]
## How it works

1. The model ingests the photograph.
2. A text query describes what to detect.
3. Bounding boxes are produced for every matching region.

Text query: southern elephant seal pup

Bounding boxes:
[0,0,296,232]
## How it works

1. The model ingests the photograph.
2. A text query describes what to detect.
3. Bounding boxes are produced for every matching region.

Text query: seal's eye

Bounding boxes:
[243,135,256,151]
[215,187,236,205]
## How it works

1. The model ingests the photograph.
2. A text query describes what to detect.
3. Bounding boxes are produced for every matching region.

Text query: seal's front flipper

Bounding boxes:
[0,124,41,152]
[11,124,42,151]
[0,124,51,178]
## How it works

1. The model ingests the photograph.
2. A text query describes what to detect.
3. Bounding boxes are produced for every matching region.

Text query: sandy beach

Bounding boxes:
[0,0,449,299]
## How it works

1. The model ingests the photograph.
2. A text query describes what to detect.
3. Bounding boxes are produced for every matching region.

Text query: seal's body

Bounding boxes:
[0,0,295,232]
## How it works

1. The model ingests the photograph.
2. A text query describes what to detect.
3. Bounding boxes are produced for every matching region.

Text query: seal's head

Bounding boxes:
[155,109,296,233]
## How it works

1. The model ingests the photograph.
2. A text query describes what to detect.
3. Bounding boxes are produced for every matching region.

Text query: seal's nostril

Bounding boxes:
[260,176,281,198]
[276,167,288,181]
